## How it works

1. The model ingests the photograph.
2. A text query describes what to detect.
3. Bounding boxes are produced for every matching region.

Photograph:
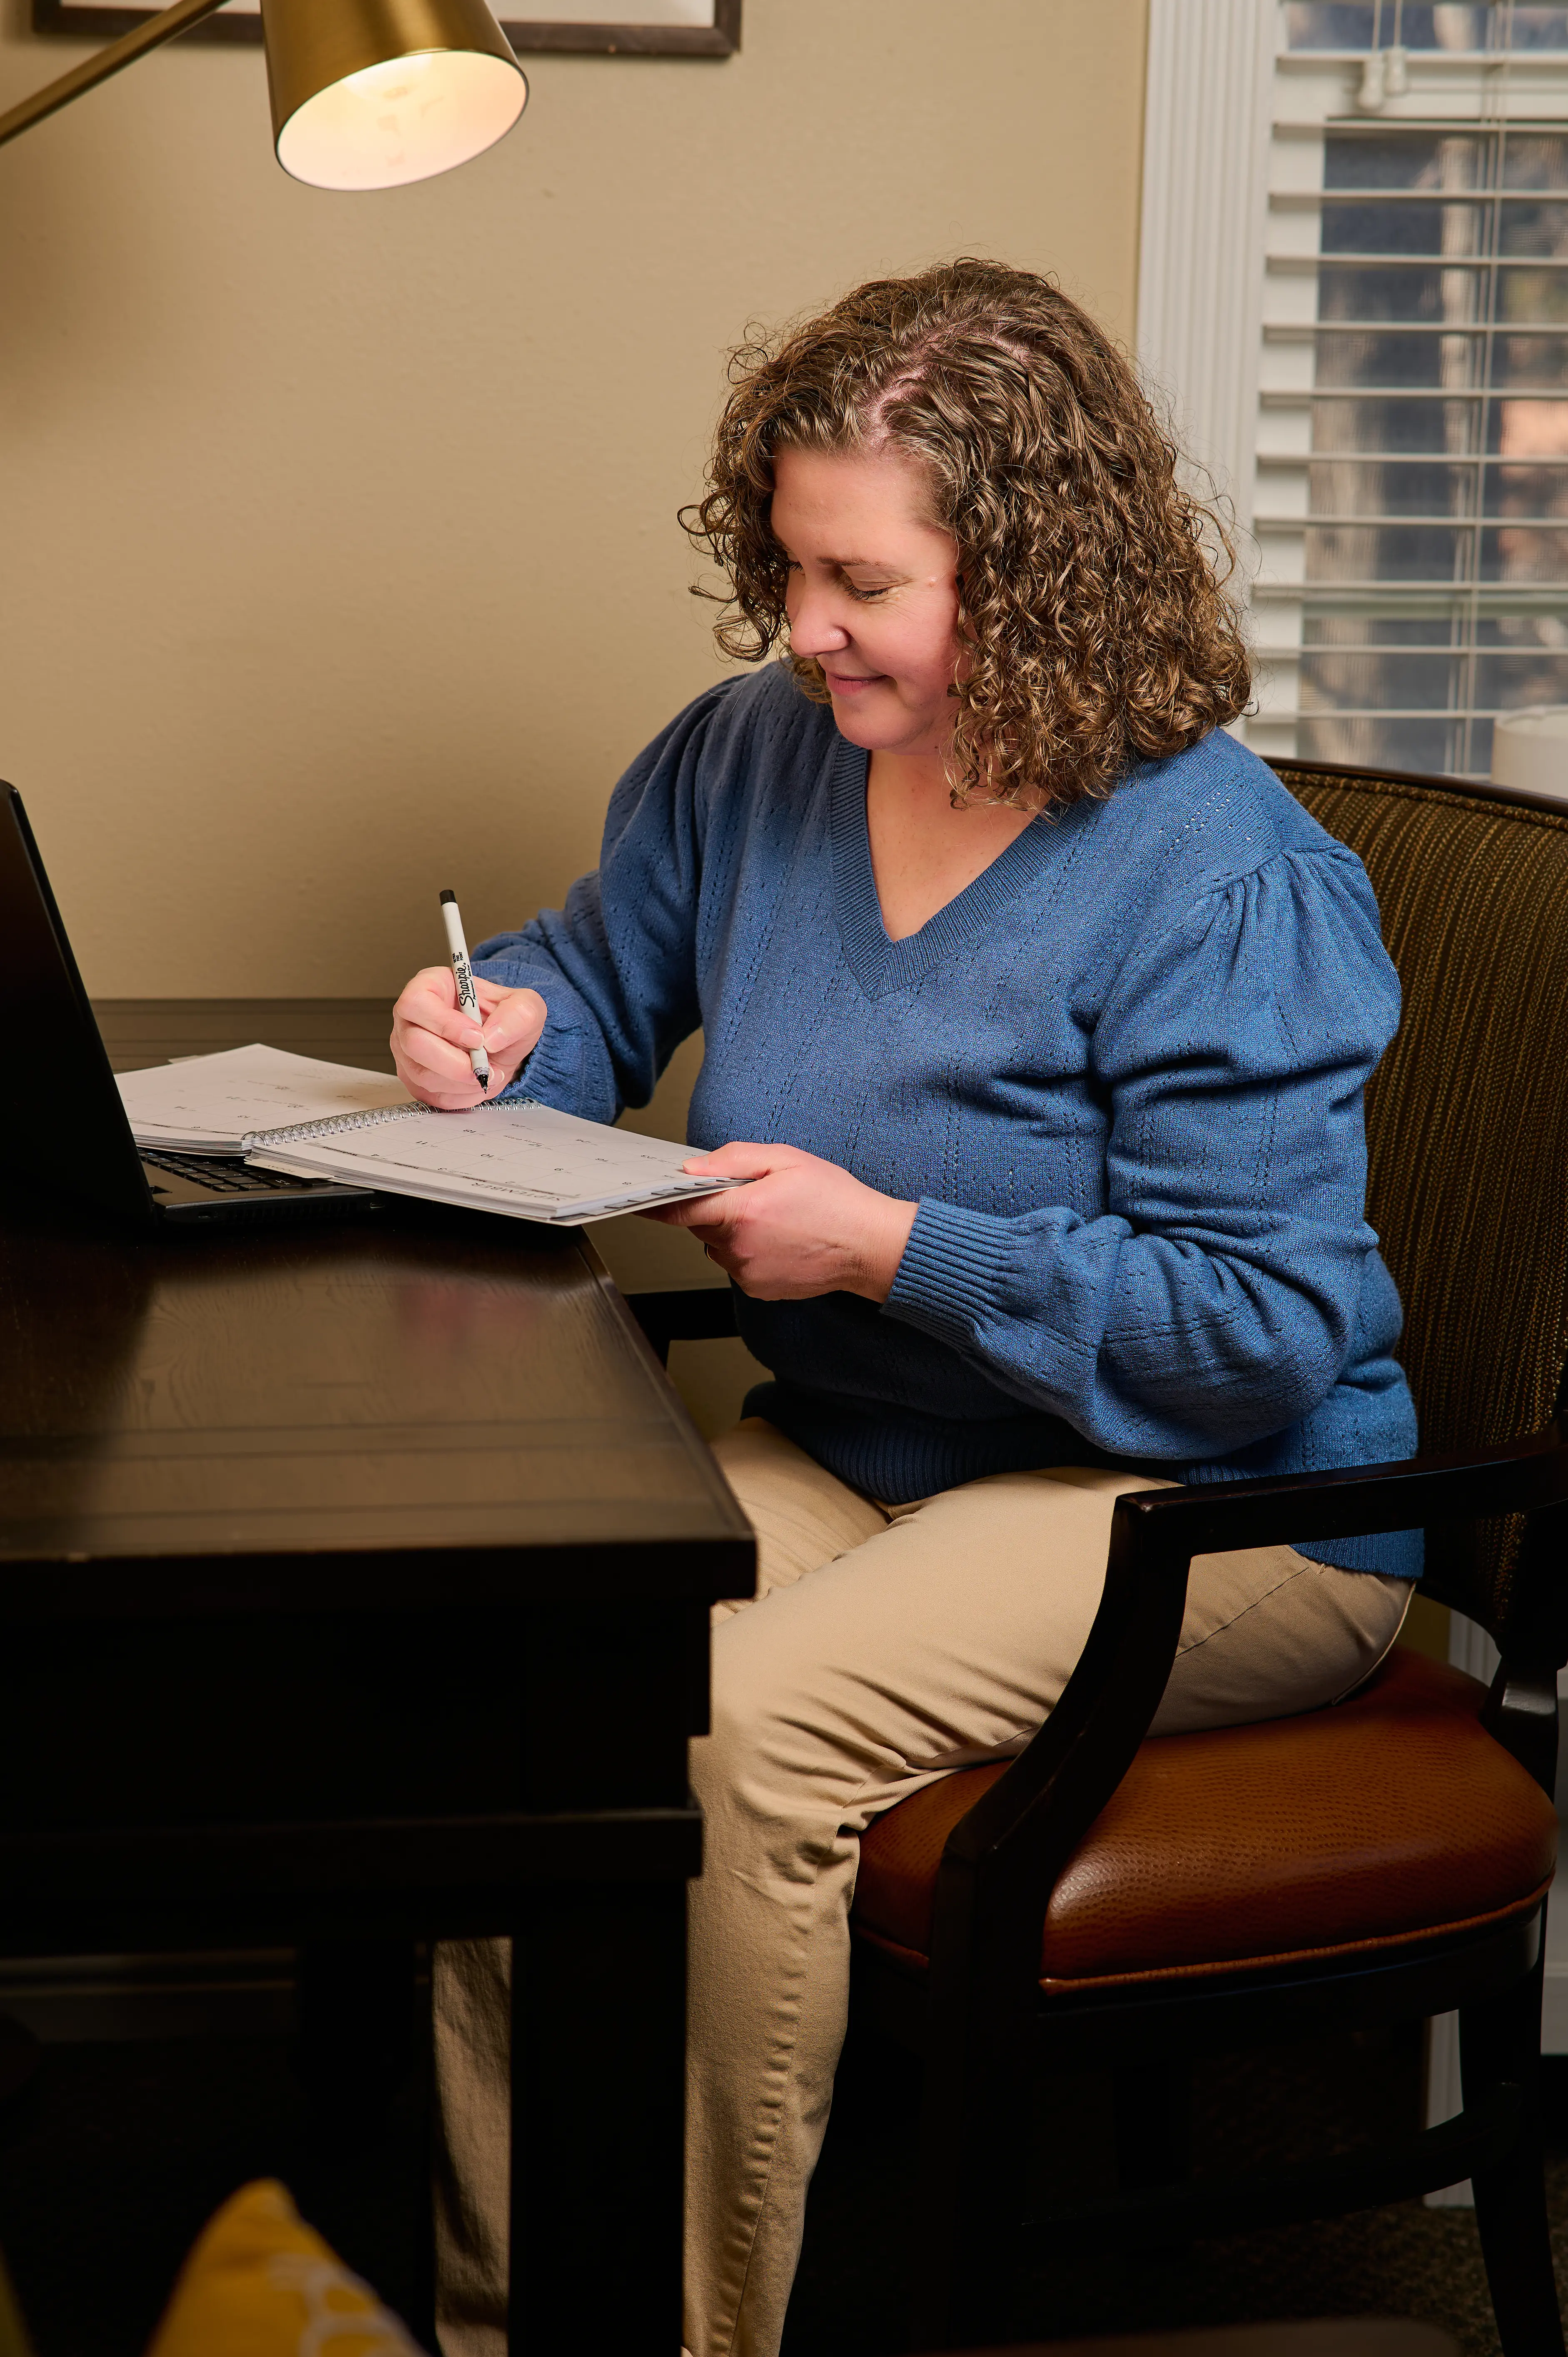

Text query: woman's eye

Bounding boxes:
[846,582,892,602]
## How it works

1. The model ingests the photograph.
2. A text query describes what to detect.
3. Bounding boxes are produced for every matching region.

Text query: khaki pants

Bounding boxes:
[433,1419,1411,2357]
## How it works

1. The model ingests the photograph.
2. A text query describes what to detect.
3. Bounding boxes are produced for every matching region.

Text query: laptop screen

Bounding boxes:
[0,785,155,1224]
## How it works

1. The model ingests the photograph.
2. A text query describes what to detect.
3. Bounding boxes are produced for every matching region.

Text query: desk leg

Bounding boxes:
[510,1881,687,2354]
[296,1938,420,2125]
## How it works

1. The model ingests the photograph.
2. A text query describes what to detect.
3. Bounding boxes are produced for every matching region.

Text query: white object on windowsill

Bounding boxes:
[1491,707,1568,803]
[1358,49,1386,109]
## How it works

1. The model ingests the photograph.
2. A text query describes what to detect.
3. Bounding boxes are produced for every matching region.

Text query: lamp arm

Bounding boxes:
[0,0,231,151]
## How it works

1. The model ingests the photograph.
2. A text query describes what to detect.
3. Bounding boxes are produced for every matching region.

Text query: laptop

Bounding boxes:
[0,782,376,1226]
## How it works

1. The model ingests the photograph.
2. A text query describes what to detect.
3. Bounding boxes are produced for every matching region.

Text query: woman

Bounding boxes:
[391,259,1418,2357]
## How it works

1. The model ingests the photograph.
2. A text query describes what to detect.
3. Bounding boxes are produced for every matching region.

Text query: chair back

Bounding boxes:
[1271,760,1568,1638]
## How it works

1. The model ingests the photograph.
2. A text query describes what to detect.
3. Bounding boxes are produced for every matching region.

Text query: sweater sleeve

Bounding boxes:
[470,681,741,1125]
[883,844,1403,1461]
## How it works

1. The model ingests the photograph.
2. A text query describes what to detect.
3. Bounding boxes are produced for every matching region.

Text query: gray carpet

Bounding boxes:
[0,2017,1560,2355]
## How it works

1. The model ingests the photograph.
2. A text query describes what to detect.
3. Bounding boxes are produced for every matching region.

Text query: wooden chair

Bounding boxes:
[630,758,1568,2357]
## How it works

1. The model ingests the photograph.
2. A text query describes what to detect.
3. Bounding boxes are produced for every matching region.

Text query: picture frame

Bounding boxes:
[30,0,740,57]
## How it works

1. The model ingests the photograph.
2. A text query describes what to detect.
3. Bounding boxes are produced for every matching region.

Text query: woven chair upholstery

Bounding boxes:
[1276,765,1568,1637]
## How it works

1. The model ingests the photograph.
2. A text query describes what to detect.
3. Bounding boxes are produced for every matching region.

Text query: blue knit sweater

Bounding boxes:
[476,665,1420,1577]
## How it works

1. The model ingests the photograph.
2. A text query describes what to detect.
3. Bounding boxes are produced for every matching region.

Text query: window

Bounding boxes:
[1247,3,1568,777]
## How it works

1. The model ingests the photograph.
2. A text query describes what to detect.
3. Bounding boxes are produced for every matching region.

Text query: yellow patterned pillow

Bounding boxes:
[146,2180,426,2357]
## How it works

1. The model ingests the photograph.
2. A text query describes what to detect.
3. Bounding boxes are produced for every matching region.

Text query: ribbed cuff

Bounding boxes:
[496,1020,578,1113]
[470,955,594,1119]
[884,1196,1015,1350]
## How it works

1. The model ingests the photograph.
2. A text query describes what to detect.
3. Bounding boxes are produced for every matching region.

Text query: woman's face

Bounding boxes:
[772,444,962,762]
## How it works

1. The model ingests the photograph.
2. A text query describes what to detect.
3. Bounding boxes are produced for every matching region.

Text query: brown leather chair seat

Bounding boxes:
[851,1648,1557,1993]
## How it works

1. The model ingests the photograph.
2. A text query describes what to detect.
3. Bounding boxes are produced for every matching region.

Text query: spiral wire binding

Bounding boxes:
[244,1096,538,1150]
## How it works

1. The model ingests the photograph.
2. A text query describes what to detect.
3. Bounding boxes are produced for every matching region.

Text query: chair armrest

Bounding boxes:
[1098,1424,1568,1563]
[626,1285,738,1365]
[929,1428,1568,2003]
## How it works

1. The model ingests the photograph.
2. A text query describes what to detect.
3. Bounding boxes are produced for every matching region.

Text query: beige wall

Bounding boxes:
[0,0,1147,998]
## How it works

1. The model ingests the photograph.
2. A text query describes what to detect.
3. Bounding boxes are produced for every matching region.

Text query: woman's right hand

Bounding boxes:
[390,968,548,1110]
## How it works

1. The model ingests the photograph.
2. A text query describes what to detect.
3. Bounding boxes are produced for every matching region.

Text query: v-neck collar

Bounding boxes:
[829,735,1073,1000]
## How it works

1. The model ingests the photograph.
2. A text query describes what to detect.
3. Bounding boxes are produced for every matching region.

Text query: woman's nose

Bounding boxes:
[786,582,852,658]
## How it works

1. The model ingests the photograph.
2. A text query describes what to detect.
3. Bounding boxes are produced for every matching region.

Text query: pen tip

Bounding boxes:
[439,888,456,905]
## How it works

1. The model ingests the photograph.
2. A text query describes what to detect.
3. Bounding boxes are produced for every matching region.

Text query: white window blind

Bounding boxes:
[1247,2,1568,778]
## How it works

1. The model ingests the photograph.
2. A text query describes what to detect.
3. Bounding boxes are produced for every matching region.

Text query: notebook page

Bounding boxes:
[117,1043,414,1153]
[244,1096,743,1222]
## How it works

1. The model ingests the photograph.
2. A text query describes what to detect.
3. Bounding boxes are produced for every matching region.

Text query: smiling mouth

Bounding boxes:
[823,669,886,690]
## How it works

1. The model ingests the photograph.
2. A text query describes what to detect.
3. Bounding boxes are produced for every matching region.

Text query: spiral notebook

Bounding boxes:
[244,1094,742,1225]
[117,1042,414,1154]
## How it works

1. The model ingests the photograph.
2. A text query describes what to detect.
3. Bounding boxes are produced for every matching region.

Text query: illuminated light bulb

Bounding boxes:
[262,0,528,192]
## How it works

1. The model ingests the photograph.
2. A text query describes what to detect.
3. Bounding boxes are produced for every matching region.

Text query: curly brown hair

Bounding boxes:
[681,258,1251,808]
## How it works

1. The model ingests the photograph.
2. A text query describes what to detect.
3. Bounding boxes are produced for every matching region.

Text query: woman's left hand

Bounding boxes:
[641,1141,917,1302]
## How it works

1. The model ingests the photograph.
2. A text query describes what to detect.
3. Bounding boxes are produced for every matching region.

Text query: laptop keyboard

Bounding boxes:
[139,1150,325,1195]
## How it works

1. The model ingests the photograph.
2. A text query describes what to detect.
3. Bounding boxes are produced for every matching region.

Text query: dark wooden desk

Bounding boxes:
[0,1001,755,2352]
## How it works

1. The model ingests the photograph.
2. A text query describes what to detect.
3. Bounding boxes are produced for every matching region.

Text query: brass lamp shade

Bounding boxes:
[260,0,528,192]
